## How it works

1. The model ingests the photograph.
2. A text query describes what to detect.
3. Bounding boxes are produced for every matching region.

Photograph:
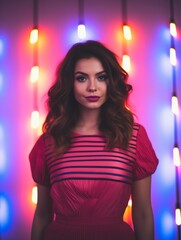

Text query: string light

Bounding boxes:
[172,95,179,115]
[175,208,181,226]
[169,0,181,238]
[122,54,131,73]
[31,111,40,129]
[120,0,133,226]
[32,186,38,204]
[77,24,86,40]
[30,28,39,44]
[173,146,180,167]
[170,47,177,66]
[78,0,86,40]
[170,22,177,38]
[30,0,40,205]
[30,66,39,83]
[121,0,132,73]
[123,25,132,40]
[128,198,132,207]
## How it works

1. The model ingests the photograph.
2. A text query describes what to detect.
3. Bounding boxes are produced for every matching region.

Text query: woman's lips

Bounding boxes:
[85,96,100,102]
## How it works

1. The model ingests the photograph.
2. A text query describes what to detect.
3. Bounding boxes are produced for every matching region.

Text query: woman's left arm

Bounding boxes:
[131,176,154,240]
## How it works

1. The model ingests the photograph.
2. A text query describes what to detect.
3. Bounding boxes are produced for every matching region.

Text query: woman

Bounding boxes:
[29,40,158,240]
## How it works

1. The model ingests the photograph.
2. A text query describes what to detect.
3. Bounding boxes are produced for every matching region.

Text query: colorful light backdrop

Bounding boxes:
[0,0,181,239]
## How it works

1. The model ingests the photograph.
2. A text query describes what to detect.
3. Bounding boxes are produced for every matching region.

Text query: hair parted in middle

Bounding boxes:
[43,40,134,154]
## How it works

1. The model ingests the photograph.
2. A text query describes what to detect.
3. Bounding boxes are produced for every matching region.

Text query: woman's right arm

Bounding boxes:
[31,184,54,240]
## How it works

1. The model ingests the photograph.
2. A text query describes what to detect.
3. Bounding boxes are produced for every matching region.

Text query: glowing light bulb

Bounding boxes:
[77,24,86,40]
[32,186,38,204]
[173,147,180,167]
[175,208,181,226]
[170,22,177,38]
[123,25,132,40]
[170,48,177,66]
[30,29,39,44]
[172,95,179,115]
[30,66,39,83]
[122,54,131,73]
[31,111,40,129]
[128,198,132,207]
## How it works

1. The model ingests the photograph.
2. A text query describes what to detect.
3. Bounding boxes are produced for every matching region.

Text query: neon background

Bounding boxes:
[0,0,181,239]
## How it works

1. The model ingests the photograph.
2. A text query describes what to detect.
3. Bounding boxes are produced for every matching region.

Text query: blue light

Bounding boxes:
[0,39,3,57]
[0,194,12,233]
[65,21,97,46]
[0,37,6,58]
[0,72,3,93]
[162,210,176,238]
[159,154,175,187]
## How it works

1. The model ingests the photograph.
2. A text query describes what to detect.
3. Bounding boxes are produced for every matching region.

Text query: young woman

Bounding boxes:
[29,40,158,240]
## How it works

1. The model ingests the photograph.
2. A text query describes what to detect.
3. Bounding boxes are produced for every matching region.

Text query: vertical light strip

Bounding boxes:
[0,38,11,232]
[29,0,40,133]
[121,0,131,73]
[120,0,132,226]
[30,0,39,204]
[169,0,181,238]
[77,0,86,40]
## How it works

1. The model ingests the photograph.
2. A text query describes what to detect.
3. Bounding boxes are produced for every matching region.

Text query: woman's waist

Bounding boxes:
[55,214,123,225]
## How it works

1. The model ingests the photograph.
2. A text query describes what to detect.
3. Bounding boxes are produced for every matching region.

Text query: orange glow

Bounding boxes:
[123,200,133,229]
[30,66,39,83]
[122,54,131,73]
[32,186,38,204]
[31,111,40,129]
[30,29,39,44]
[123,25,132,40]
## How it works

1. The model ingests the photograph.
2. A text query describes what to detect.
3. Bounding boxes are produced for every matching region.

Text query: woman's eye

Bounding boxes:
[97,75,108,81]
[75,76,86,82]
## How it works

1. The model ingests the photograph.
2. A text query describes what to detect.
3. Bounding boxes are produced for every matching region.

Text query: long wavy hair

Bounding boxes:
[43,40,134,153]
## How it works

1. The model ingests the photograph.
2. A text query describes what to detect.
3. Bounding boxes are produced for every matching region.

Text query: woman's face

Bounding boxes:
[73,57,108,112]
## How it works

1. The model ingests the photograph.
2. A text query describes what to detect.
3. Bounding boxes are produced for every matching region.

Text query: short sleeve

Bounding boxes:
[133,125,159,181]
[29,134,50,186]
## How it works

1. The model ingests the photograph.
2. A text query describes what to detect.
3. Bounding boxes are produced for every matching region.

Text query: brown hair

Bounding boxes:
[43,40,134,153]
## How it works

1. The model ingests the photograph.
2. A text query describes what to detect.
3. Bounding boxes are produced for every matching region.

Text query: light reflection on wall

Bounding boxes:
[0,124,6,175]
[162,211,175,237]
[0,194,12,233]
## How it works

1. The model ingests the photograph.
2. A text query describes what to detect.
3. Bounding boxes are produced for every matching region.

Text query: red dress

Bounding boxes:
[29,123,158,240]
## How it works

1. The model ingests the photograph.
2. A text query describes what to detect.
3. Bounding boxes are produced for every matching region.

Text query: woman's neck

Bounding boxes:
[74,109,100,135]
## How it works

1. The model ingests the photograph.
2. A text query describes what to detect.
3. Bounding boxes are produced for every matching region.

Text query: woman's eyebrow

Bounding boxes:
[74,71,87,75]
[96,71,106,75]
[74,71,106,75]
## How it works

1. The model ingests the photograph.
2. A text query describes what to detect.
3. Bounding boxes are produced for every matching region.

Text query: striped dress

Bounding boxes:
[29,123,158,240]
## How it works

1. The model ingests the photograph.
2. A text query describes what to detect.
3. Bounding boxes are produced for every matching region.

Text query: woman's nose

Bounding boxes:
[88,79,97,92]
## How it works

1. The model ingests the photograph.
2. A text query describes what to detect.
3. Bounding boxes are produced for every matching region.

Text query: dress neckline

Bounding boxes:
[71,131,103,137]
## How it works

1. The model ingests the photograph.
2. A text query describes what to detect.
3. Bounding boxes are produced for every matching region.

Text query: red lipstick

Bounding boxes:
[86,96,100,102]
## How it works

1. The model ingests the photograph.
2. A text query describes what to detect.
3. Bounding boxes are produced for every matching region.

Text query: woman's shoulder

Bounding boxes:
[132,122,143,135]
[31,132,55,150]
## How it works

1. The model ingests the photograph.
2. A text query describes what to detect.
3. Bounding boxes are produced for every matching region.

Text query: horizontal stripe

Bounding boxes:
[47,150,136,167]
[50,165,133,175]
[51,171,133,179]
[51,177,132,185]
